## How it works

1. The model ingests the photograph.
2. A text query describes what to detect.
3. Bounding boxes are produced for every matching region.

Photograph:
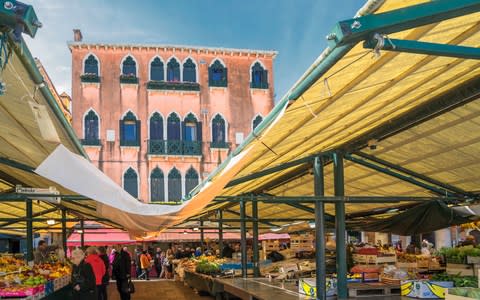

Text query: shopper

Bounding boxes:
[133,248,142,278]
[97,246,110,300]
[138,250,151,280]
[221,243,234,258]
[71,248,97,300]
[112,247,132,300]
[85,247,106,300]
[154,248,163,278]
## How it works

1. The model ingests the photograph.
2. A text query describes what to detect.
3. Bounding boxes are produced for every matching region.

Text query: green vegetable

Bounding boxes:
[467,289,480,299]
[450,288,470,297]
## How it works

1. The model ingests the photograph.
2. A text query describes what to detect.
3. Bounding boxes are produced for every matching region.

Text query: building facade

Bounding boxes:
[69,34,276,203]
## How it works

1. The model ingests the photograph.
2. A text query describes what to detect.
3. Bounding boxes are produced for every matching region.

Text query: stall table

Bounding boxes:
[216,278,315,300]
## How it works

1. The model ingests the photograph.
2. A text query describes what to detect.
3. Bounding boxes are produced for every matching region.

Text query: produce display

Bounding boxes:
[448,288,480,299]
[440,246,480,264]
[0,255,71,298]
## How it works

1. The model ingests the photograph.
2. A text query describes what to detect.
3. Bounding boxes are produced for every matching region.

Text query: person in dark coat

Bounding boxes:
[71,248,97,300]
[112,247,132,300]
[98,247,110,300]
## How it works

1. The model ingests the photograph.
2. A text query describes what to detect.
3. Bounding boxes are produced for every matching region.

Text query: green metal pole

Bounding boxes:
[80,220,85,249]
[61,209,67,252]
[200,220,205,250]
[314,156,326,300]
[26,199,33,262]
[252,199,260,277]
[240,200,248,278]
[333,152,347,299]
[218,210,224,258]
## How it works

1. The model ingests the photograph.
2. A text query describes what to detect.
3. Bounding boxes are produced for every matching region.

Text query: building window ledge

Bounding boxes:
[120,75,139,84]
[81,139,101,146]
[210,141,230,149]
[147,80,200,91]
[80,74,100,83]
[250,82,269,89]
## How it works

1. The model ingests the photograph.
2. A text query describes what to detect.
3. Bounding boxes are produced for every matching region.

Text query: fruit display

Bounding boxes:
[0,256,71,298]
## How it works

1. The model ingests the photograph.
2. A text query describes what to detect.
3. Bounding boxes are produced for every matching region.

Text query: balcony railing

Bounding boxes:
[81,138,101,146]
[210,141,230,149]
[80,74,100,83]
[147,80,200,91]
[149,140,202,156]
[250,81,269,89]
[120,74,139,84]
[120,139,140,147]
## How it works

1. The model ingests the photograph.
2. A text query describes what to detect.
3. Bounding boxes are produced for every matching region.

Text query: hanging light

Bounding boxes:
[46,219,55,225]
[193,227,199,231]
[76,229,83,234]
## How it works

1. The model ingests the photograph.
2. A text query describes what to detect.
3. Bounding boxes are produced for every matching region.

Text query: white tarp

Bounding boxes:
[35,144,251,232]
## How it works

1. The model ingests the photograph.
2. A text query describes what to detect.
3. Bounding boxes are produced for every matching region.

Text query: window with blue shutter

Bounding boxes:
[150,57,164,81]
[168,168,182,202]
[150,167,165,202]
[84,55,99,75]
[185,167,199,196]
[183,113,198,141]
[183,58,196,83]
[122,56,137,76]
[212,114,226,143]
[167,58,180,82]
[209,60,227,87]
[149,112,163,140]
[252,115,263,130]
[120,111,140,146]
[123,168,138,198]
[167,113,181,140]
[84,110,99,143]
[251,62,268,89]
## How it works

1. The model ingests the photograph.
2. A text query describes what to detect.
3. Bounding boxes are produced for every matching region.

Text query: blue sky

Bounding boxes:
[26,0,361,101]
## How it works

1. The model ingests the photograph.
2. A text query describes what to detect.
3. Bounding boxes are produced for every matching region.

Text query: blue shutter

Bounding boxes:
[136,120,141,146]
[119,120,124,145]
[223,68,228,86]
[197,122,202,142]
[181,121,186,140]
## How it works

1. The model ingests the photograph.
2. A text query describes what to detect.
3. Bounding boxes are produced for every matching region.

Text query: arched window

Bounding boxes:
[149,112,163,140]
[183,58,196,82]
[150,167,165,202]
[84,110,99,143]
[252,115,263,130]
[212,114,226,143]
[185,167,199,196]
[167,58,180,82]
[123,168,138,198]
[168,168,182,202]
[167,113,181,154]
[183,113,201,142]
[120,111,140,146]
[122,56,137,76]
[84,55,99,75]
[251,62,268,89]
[209,60,227,87]
[150,57,164,81]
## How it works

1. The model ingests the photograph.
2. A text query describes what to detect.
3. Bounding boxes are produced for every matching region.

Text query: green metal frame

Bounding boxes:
[314,156,326,300]
[328,0,480,48]
[364,37,480,60]
[333,152,347,298]
[213,195,451,203]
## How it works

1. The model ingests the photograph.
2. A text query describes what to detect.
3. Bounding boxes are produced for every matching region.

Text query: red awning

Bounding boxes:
[139,229,248,242]
[67,228,136,246]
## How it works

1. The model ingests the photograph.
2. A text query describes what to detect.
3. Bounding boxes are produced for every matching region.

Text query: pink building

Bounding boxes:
[69,31,276,203]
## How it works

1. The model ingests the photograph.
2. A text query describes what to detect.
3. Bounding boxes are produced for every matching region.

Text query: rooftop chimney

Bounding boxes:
[73,29,83,42]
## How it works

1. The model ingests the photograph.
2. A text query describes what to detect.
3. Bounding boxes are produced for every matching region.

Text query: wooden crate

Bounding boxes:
[348,282,400,297]
[290,233,314,251]
[446,263,477,276]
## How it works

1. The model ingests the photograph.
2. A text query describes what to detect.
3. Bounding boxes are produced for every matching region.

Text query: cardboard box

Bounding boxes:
[401,280,453,299]
[299,278,337,297]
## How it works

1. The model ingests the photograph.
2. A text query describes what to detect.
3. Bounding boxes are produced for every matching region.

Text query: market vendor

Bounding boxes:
[33,240,58,264]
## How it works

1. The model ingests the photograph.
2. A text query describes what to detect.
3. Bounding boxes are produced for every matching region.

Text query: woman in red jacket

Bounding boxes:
[85,247,107,300]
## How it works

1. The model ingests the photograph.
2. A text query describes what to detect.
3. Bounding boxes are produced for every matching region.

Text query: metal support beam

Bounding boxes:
[0,157,35,173]
[218,210,223,258]
[284,202,336,223]
[80,219,85,248]
[314,156,326,300]
[354,151,471,197]
[333,152,347,299]
[345,154,455,197]
[200,220,204,250]
[61,209,67,252]
[0,207,58,228]
[328,0,480,47]
[26,199,33,262]
[364,37,480,60]
[225,209,280,227]
[240,200,248,278]
[214,196,450,203]
[214,218,315,223]
[252,199,260,277]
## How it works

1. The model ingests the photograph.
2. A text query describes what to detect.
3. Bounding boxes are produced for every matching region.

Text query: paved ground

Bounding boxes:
[107,279,214,300]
